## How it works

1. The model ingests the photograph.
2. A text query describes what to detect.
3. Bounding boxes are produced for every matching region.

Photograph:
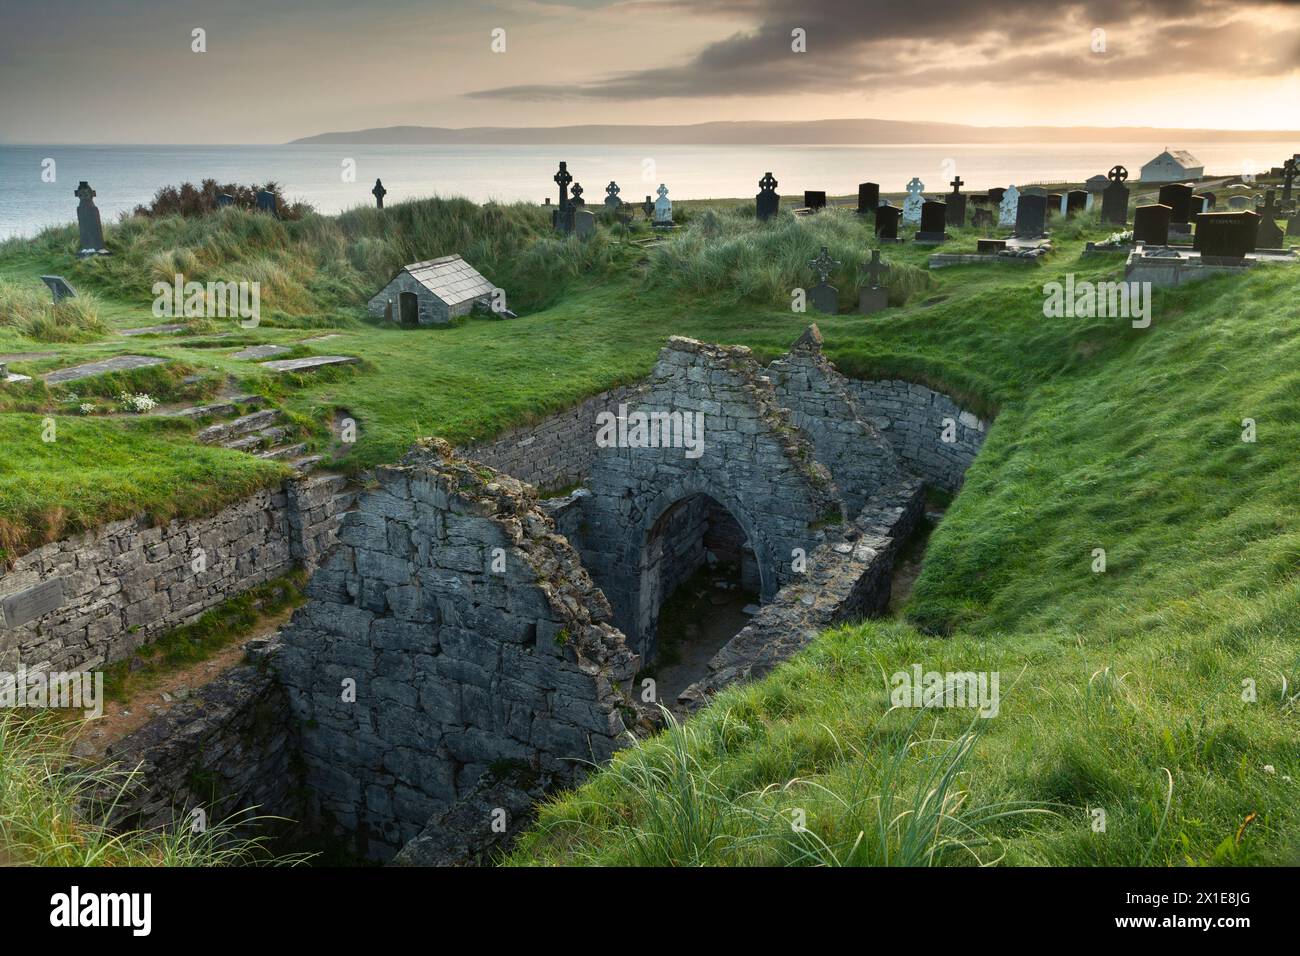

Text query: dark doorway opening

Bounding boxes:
[399,291,420,326]
[639,494,760,703]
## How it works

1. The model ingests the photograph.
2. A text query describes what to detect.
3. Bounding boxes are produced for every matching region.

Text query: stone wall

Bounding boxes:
[846,380,990,493]
[462,384,641,492]
[276,439,641,861]
[0,473,353,673]
[95,638,302,836]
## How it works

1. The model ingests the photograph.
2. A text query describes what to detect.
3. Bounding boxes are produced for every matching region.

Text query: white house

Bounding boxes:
[1139,149,1204,183]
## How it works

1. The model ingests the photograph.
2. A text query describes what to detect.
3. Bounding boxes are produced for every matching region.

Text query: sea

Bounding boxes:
[1,141,1293,241]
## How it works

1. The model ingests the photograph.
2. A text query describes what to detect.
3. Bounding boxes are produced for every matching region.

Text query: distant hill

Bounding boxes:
[290,119,1300,146]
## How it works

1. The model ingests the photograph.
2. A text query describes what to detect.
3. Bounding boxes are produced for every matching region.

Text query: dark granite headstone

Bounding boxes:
[372,178,387,209]
[1256,190,1285,248]
[987,187,1006,206]
[1046,194,1063,216]
[757,172,781,222]
[1014,193,1048,238]
[215,193,235,208]
[1101,165,1130,226]
[1132,203,1172,245]
[946,176,966,227]
[857,182,879,216]
[0,578,65,628]
[256,189,278,217]
[1157,184,1195,224]
[1194,211,1259,259]
[1191,194,1209,216]
[1066,190,1088,215]
[875,204,902,240]
[917,200,948,242]
[40,275,77,303]
[858,249,889,315]
[808,246,840,313]
[803,190,827,211]
[74,181,107,257]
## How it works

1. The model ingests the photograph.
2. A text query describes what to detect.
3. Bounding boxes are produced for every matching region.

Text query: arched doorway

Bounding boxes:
[638,493,761,697]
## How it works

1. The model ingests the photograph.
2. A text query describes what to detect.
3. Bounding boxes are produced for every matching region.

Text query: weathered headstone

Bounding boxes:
[603,181,623,213]
[1286,211,1300,238]
[946,176,967,227]
[215,193,235,208]
[803,190,827,212]
[653,184,673,228]
[1014,193,1047,238]
[372,178,387,209]
[256,189,278,217]
[1046,194,1063,218]
[917,201,948,242]
[998,185,1020,227]
[1255,190,1285,248]
[971,207,994,231]
[1065,189,1088,216]
[1101,165,1130,226]
[642,196,654,219]
[857,182,879,216]
[553,161,574,232]
[757,172,781,222]
[575,208,596,238]
[74,181,108,257]
[1228,195,1251,210]
[902,177,925,224]
[1283,158,1297,205]
[570,182,586,207]
[1194,211,1259,260]
[858,249,889,315]
[39,275,77,303]
[1132,203,1172,245]
[807,246,840,314]
[876,204,902,240]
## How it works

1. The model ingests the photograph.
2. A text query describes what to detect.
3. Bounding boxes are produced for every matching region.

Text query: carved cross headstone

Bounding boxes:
[570,182,585,206]
[653,184,673,227]
[1256,189,1285,248]
[604,181,622,212]
[858,249,889,315]
[808,246,840,314]
[1283,158,1296,205]
[945,175,967,227]
[757,172,781,221]
[1101,164,1130,226]
[643,196,653,219]
[372,178,387,209]
[554,162,573,210]
[74,181,107,257]
[902,177,925,224]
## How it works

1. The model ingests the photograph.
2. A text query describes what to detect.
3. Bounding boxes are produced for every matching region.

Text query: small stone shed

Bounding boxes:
[367,255,498,326]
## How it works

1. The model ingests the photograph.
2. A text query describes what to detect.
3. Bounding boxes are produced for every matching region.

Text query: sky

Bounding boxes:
[1,0,1299,143]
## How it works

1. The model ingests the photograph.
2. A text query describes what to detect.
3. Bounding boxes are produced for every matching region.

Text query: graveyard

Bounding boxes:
[1,156,1300,870]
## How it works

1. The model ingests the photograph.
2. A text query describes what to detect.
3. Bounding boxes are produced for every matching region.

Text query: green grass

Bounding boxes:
[4,190,1299,867]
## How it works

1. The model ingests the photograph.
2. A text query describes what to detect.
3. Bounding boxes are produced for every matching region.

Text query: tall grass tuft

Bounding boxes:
[0,278,106,342]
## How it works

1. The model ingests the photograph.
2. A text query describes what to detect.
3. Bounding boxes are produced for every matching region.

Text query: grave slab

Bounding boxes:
[120,324,186,336]
[43,355,168,384]
[258,355,360,373]
[231,344,292,360]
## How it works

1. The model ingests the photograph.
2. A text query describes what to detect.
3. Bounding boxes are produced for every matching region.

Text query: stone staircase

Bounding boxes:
[180,395,324,475]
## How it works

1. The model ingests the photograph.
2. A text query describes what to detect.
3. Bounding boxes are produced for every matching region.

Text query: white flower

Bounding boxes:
[79,402,95,415]
[1263,765,1276,775]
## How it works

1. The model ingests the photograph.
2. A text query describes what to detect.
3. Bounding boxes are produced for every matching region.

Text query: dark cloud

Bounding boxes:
[467,0,1300,100]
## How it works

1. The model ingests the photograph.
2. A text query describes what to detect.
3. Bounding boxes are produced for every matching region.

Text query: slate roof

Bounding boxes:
[401,255,496,305]
[1149,149,1202,168]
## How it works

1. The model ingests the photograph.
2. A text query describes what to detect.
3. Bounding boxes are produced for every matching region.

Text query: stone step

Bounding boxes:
[290,455,324,473]
[258,442,309,461]
[223,434,266,452]
[196,409,282,444]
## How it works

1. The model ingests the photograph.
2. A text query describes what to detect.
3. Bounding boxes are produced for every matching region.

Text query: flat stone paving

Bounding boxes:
[43,354,169,384]
[231,344,291,360]
[258,355,358,373]
[120,324,186,336]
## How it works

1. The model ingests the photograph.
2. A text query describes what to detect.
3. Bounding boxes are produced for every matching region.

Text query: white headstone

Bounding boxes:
[653,183,673,225]
[902,177,925,224]
[998,185,1020,227]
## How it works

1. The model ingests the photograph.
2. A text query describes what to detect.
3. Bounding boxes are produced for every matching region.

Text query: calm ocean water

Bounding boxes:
[1,142,1292,241]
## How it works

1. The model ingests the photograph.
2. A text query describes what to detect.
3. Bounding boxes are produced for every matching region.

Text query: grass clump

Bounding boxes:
[0,278,106,342]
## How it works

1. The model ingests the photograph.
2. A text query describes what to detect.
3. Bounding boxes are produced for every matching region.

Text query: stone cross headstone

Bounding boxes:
[902,177,925,224]
[1014,193,1047,238]
[803,190,827,212]
[256,189,278,217]
[1101,165,1130,226]
[553,162,574,232]
[1132,203,1172,245]
[757,172,781,221]
[1256,190,1285,248]
[857,182,879,216]
[1283,158,1297,205]
[858,249,889,315]
[946,176,967,227]
[918,200,948,242]
[642,196,653,219]
[653,184,673,228]
[372,178,387,209]
[570,182,585,206]
[876,203,902,240]
[1194,211,1259,259]
[603,181,622,213]
[998,185,1020,227]
[40,275,77,303]
[74,181,107,257]
[807,246,840,314]
[1066,189,1088,216]
[215,193,235,208]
